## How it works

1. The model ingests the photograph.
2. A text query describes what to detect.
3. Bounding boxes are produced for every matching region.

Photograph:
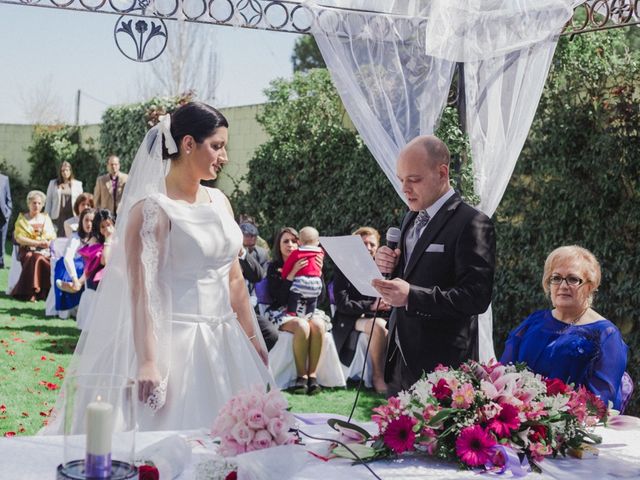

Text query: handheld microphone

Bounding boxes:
[384,227,401,279]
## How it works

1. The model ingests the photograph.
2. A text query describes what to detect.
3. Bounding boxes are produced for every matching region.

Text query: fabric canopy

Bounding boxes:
[307,0,582,361]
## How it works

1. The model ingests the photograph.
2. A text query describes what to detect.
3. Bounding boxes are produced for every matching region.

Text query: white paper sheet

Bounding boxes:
[320,236,382,298]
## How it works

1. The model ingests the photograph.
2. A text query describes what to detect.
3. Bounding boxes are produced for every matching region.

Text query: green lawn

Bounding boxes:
[0,255,385,436]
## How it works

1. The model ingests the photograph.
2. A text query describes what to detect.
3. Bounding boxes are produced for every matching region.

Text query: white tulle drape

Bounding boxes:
[308,0,580,361]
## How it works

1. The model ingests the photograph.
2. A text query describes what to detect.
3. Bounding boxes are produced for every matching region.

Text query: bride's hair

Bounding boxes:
[162,102,229,160]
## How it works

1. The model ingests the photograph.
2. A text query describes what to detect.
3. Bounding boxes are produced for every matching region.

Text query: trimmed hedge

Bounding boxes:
[99,92,193,171]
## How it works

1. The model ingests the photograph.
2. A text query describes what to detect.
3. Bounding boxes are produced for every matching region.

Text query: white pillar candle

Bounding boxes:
[85,396,113,456]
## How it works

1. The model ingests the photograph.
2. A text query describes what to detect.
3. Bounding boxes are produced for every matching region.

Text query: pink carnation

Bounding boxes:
[487,403,521,438]
[432,378,452,400]
[529,441,552,462]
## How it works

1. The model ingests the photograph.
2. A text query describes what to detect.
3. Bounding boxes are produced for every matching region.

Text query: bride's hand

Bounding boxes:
[137,361,162,403]
[251,338,269,366]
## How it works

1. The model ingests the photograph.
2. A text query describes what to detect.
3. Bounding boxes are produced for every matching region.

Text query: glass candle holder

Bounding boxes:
[58,374,137,480]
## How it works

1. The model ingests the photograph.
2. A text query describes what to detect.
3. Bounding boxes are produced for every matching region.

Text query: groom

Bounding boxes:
[372,135,495,397]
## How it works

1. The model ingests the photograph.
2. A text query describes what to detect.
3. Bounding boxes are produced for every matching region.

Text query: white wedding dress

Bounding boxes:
[136,187,273,431]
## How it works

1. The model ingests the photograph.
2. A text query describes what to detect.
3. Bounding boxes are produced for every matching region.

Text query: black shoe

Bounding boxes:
[307,377,322,395]
[291,376,308,394]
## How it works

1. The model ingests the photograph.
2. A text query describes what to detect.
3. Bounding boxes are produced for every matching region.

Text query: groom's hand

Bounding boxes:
[371,278,410,307]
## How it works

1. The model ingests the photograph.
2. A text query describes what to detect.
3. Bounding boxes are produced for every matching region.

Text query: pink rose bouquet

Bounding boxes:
[212,385,297,457]
[344,360,609,472]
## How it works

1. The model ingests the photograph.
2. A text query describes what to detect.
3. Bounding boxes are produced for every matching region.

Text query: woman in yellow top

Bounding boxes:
[11,190,56,301]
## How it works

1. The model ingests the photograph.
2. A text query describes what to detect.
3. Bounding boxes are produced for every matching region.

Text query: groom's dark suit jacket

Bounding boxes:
[385,192,495,387]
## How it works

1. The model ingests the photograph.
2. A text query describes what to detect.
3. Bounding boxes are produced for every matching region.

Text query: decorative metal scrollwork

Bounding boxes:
[1,0,637,63]
[114,12,168,62]
[562,0,639,35]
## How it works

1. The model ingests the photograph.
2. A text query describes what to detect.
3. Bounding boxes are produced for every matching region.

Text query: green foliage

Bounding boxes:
[99,92,193,172]
[291,36,326,72]
[231,69,474,245]
[493,30,640,414]
[26,125,100,197]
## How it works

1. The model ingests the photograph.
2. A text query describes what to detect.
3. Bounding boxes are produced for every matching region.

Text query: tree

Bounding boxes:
[20,75,68,125]
[139,22,219,104]
[291,36,326,72]
[493,29,640,414]
[230,68,474,245]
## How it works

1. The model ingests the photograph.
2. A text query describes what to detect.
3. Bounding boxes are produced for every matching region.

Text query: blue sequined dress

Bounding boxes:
[500,309,627,409]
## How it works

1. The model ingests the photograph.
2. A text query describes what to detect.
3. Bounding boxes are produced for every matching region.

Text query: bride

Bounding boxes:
[45,102,273,432]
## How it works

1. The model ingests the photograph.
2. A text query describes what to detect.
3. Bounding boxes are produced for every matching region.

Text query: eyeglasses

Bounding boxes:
[549,274,585,287]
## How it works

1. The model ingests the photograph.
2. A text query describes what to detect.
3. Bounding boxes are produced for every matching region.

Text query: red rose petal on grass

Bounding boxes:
[40,356,47,361]
[4,432,16,437]
[21,412,29,417]
[46,383,59,390]
[12,337,25,343]
[0,405,6,412]
[18,427,25,433]
[34,367,41,372]
[38,381,47,386]
[6,350,16,356]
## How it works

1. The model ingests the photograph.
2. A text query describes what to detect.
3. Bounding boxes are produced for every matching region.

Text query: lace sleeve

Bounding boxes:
[125,196,172,412]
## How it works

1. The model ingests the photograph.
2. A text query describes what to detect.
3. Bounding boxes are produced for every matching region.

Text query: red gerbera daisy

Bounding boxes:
[383,415,416,454]
[455,425,496,467]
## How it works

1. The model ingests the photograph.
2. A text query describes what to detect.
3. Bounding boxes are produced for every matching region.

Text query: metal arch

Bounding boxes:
[0,0,637,62]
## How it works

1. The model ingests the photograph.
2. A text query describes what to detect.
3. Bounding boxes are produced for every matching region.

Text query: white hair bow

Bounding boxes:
[158,114,178,155]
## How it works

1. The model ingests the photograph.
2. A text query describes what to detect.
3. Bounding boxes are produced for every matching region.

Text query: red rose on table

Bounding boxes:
[545,378,569,395]
[138,464,159,480]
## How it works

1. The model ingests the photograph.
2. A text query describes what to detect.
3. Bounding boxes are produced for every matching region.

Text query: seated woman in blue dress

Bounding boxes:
[54,208,96,313]
[501,245,628,410]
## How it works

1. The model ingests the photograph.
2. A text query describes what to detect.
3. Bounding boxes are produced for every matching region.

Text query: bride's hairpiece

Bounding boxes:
[158,114,178,155]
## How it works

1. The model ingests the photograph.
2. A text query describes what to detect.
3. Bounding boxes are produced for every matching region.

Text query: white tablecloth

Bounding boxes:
[1,416,638,479]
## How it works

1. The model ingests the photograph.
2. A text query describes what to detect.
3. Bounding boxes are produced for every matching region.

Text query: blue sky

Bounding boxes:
[0,4,298,124]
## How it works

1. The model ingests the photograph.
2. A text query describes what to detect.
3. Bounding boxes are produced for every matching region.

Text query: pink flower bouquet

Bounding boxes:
[364,360,608,471]
[212,385,297,457]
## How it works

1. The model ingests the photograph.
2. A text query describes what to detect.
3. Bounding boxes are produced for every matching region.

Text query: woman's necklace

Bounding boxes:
[557,306,589,329]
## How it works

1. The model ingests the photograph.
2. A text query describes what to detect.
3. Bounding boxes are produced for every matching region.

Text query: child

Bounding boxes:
[281,226,324,317]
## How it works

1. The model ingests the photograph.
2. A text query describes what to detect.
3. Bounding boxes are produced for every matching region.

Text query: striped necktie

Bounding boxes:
[405,209,430,261]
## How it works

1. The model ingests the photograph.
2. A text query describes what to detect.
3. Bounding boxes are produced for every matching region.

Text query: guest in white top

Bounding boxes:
[45,161,83,235]
[62,192,95,237]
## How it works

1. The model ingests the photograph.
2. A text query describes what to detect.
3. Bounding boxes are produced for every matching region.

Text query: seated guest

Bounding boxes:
[501,245,628,410]
[265,227,325,395]
[238,238,279,352]
[54,208,96,314]
[63,192,95,237]
[11,190,56,301]
[69,209,115,330]
[332,227,390,394]
[281,226,324,317]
